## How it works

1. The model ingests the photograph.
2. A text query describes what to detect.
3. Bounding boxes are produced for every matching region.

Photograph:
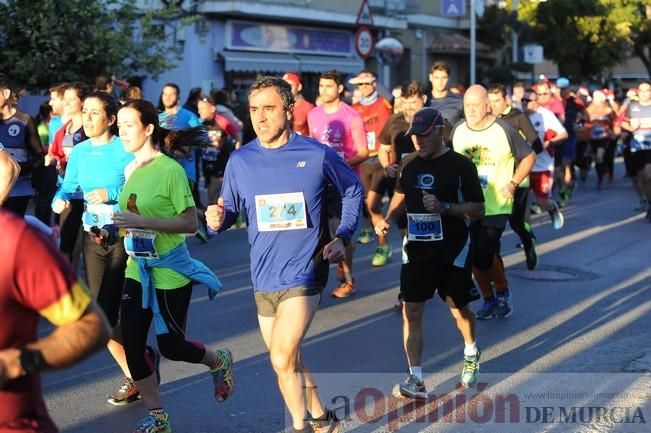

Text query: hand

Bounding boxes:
[112,211,144,228]
[44,154,55,166]
[322,238,345,262]
[374,219,391,236]
[0,348,23,388]
[501,182,516,199]
[52,198,70,214]
[422,190,443,213]
[385,163,399,178]
[85,188,108,205]
[206,197,225,231]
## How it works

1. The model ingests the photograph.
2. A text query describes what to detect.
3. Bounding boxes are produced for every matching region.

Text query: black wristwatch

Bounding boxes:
[334,235,350,247]
[442,202,453,214]
[19,348,45,376]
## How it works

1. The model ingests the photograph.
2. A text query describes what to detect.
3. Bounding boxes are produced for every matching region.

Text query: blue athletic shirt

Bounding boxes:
[218,133,363,293]
[159,107,201,182]
[53,136,133,221]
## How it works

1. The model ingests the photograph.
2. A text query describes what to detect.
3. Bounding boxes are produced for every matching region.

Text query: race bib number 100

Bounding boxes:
[255,192,307,232]
[407,213,443,241]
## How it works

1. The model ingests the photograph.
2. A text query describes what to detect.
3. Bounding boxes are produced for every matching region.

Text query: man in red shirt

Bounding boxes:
[0,210,110,433]
[350,70,394,266]
[282,72,314,136]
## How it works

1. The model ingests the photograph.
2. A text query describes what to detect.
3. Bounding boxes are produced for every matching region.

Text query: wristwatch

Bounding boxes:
[19,348,45,376]
[442,202,453,214]
[509,180,519,188]
[334,235,350,247]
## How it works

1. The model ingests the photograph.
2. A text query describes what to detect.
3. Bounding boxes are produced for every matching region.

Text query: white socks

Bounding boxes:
[409,366,423,381]
[464,342,478,356]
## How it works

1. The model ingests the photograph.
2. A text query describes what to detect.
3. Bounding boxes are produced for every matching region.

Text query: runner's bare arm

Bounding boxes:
[0,149,20,205]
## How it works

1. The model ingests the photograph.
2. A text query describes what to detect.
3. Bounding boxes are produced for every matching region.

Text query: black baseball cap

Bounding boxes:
[406,107,445,136]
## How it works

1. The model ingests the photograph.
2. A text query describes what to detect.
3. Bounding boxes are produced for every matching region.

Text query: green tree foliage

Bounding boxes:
[517,0,651,81]
[0,0,190,92]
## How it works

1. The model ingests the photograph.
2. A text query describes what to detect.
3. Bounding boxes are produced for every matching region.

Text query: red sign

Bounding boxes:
[355,27,374,59]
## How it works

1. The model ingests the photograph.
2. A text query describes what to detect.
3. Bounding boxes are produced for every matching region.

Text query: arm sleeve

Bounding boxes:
[350,115,368,151]
[322,147,363,239]
[215,156,240,233]
[168,163,196,214]
[14,225,91,326]
[52,147,80,202]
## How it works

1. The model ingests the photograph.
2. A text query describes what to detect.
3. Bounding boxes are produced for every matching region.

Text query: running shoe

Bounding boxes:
[549,203,565,230]
[331,280,355,298]
[398,374,427,400]
[211,349,234,402]
[524,239,537,270]
[133,410,171,433]
[475,298,498,320]
[356,228,373,244]
[107,377,140,406]
[371,245,392,267]
[309,409,341,433]
[460,350,481,388]
[495,290,513,318]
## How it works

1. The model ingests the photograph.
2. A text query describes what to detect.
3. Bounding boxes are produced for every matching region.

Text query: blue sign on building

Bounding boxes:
[441,0,465,17]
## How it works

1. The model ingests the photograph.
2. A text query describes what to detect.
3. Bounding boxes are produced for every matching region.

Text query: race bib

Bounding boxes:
[367,132,376,150]
[407,213,443,242]
[255,192,307,232]
[83,203,114,231]
[202,147,219,161]
[632,131,651,152]
[591,125,607,139]
[124,229,158,259]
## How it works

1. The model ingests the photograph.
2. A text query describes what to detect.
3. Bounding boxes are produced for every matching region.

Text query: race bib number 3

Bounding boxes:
[407,213,443,242]
[83,203,114,231]
[124,229,159,259]
[255,192,307,232]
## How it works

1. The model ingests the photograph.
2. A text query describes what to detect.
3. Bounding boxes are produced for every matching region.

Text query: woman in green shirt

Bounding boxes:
[113,99,233,433]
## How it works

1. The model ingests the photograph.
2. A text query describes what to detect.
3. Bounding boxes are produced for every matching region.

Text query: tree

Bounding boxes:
[0,0,192,92]
[517,0,651,82]
[518,0,628,82]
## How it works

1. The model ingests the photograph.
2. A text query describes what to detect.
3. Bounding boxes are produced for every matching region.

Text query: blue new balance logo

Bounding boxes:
[296,161,306,168]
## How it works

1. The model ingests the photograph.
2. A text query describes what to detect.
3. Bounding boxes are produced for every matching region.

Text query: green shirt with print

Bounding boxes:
[119,154,195,289]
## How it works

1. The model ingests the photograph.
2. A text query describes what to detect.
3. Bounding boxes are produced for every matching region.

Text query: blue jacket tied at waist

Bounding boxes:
[135,242,222,334]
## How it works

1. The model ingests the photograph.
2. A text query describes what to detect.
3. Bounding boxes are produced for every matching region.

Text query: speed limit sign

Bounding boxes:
[355,27,374,59]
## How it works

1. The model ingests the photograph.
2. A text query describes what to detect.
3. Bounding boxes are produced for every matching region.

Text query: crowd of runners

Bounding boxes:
[0,63,650,433]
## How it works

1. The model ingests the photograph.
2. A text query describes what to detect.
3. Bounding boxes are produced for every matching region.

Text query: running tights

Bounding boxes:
[121,279,205,381]
[508,187,534,249]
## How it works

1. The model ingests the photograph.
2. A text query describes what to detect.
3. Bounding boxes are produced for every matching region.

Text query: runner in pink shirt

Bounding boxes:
[308,70,369,298]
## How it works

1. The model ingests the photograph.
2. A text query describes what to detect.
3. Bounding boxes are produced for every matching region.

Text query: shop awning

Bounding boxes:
[219,51,364,74]
[293,54,364,74]
[220,51,300,72]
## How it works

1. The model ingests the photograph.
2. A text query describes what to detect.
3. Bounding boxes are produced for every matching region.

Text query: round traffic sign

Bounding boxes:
[355,27,374,59]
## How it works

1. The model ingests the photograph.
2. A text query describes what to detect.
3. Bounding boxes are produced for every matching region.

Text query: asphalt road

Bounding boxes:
[42,162,651,433]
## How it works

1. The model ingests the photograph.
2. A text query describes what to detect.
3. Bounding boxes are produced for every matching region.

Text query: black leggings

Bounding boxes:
[121,278,205,381]
[470,220,505,272]
[58,199,84,262]
[590,139,611,185]
[508,187,534,249]
[82,234,128,327]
